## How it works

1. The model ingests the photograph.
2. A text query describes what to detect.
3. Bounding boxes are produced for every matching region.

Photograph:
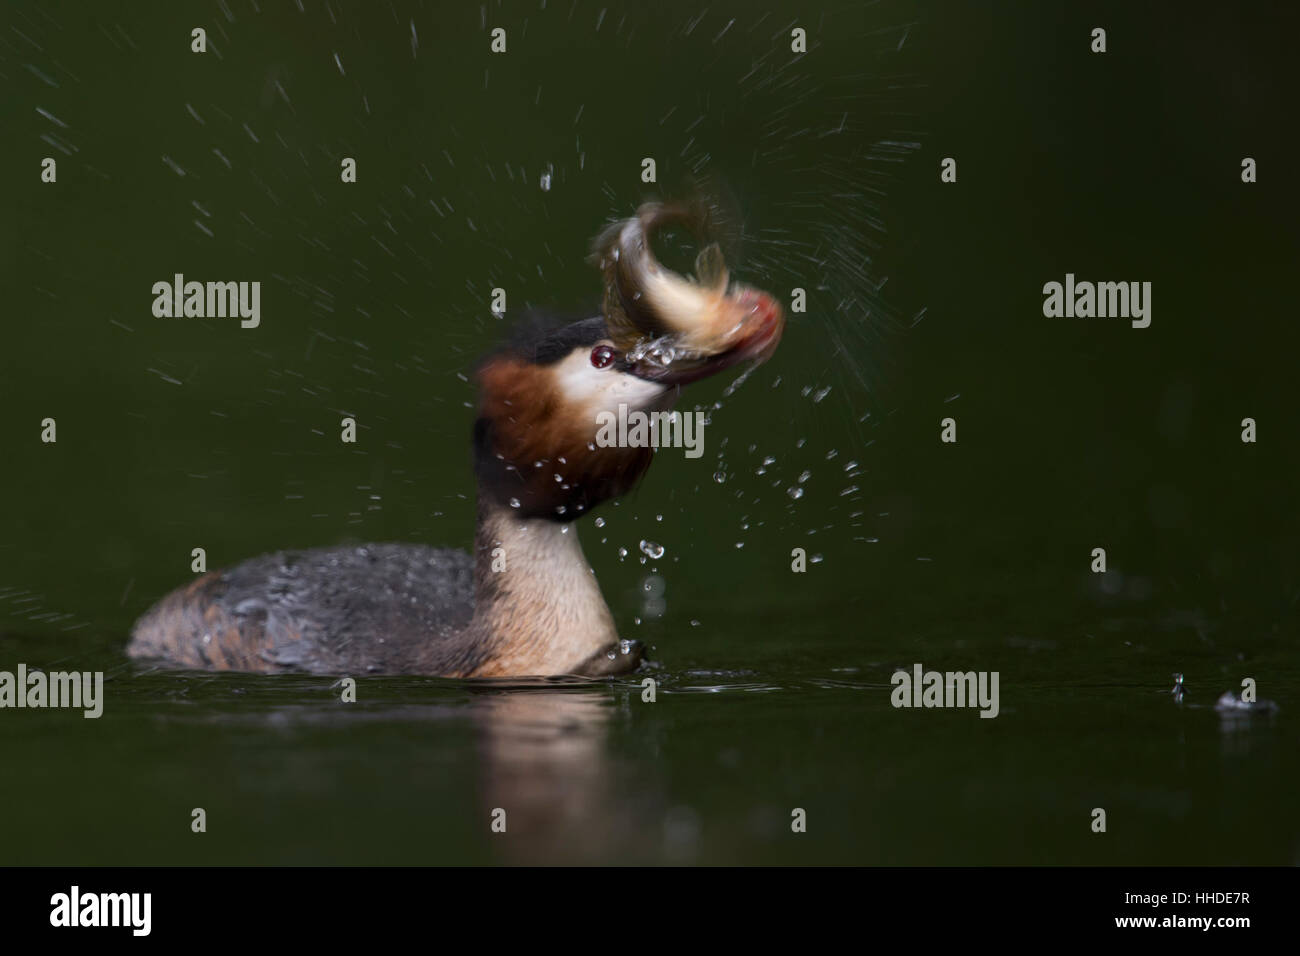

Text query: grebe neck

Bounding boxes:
[468,494,620,676]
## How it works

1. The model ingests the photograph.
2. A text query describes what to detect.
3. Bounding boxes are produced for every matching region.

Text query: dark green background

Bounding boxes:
[2,0,1297,864]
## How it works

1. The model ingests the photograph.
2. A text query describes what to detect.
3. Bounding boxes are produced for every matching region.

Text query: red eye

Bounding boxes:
[590,345,617,369]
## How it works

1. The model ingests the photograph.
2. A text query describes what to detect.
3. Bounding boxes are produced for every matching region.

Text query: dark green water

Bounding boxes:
[2,1,1297,864]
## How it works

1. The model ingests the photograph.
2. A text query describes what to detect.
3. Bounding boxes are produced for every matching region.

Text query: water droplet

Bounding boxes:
[594,516,606,528]
[509,497,521,509]
[713,471,726,483]
[787,486,804,500]
[639,539,665,559]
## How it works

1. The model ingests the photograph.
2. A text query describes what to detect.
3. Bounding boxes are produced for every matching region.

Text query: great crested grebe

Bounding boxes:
[128,202,784,678]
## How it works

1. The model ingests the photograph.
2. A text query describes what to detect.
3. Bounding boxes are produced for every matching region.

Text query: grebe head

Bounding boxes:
[474,316,658,522]
[474,201,785,523]
[473,301,781,522]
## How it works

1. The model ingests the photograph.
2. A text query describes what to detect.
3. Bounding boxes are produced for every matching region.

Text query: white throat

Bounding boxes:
[472,498,619,676]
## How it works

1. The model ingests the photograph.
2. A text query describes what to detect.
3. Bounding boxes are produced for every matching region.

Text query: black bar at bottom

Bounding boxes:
[2,865,1291,941]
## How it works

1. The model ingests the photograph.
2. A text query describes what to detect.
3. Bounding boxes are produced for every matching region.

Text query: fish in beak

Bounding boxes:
[590,201,784,386]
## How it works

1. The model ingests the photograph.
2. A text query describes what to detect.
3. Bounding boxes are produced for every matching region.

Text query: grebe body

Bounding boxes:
[128,204,783,677]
